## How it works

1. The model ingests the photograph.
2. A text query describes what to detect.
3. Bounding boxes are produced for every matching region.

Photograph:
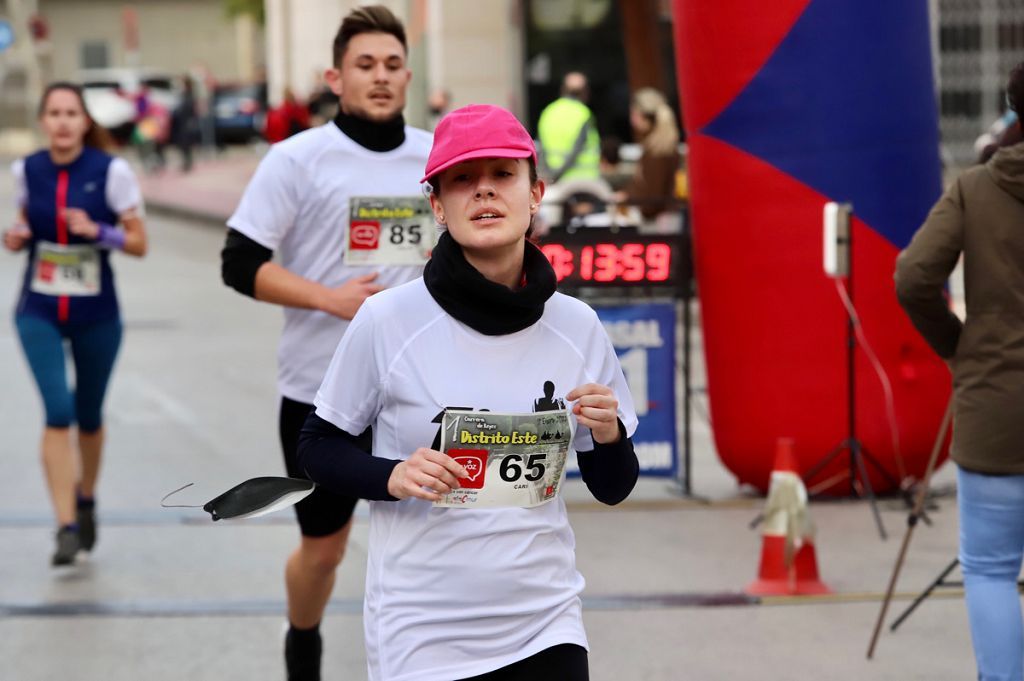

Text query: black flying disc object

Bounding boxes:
[162,477,316,521]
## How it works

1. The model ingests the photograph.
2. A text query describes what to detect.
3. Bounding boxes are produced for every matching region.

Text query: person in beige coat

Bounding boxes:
[894,62,1024,681]
[615,88,682,230]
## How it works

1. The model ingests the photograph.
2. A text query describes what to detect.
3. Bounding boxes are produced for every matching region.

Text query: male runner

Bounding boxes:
[220,6,431,680]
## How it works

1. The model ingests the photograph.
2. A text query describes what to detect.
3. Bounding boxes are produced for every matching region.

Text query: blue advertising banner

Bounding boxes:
[567,302,677,477]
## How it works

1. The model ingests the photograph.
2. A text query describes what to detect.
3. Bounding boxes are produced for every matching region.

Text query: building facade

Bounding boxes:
[0,0,261,134]
[935,0,1024,167]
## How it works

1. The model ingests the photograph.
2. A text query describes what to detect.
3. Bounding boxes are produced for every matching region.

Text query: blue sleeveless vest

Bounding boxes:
[17,147,121,324]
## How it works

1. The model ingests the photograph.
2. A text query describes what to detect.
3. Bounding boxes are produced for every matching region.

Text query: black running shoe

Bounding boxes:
[77,505,96,551]
[51,527,80,566]
[285,625,322,681]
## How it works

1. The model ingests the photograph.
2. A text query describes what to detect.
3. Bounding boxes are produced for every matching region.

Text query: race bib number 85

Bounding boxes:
[344,196,435,266]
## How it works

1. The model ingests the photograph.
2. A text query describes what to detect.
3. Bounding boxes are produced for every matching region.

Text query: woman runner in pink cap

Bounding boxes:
[298,104,639,681]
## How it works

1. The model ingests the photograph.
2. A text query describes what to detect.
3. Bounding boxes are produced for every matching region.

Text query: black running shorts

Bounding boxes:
[279,396,365,537]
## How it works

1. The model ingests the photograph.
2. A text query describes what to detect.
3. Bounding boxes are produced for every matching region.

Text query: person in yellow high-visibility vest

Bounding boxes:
[538,72,601,183]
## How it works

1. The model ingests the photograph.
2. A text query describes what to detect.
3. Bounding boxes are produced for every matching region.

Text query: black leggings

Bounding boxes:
[456,644,589,681]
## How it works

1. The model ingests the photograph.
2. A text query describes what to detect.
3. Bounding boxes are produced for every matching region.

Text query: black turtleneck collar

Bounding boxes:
[424,231,557,336]
[333,108,406,152]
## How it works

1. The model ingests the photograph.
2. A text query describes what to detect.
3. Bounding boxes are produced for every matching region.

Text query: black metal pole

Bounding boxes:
[847,218,886,538]
[682,222,692,496]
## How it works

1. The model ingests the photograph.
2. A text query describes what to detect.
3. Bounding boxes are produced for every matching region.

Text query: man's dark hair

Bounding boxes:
[1008,62,1024,115]
[332,5,407,66]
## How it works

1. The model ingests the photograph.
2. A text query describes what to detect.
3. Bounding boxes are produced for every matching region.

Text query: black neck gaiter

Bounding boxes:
[333,109,405,152]
[423,231,557,336]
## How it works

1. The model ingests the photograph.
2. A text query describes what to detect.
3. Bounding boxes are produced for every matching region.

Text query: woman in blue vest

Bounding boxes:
[3,82,148,566]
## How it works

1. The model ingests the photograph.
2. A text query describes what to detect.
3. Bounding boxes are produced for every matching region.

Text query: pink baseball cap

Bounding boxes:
[421,104,538,184]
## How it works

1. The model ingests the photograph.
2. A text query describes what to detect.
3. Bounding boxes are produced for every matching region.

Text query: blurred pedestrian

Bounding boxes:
[170,75,198,172]
[130,86,169,173]
[190,63,218,152]
[2,82,148,567]
[220,6,431,680]
[537,72,601,183]
[297,103,639,681]
[306,72,339,127]
[264,87,311,144]
[895,61,1024,681]
[426,86,451,130]
[614,88,682,231]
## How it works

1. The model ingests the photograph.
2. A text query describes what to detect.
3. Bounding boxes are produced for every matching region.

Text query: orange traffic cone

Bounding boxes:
[746,438,831,596]
[793,540,830,595]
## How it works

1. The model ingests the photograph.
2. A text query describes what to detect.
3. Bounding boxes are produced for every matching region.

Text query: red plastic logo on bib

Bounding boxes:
[39,260,56,282]
[449,449,487,489]
[350,221,380,250]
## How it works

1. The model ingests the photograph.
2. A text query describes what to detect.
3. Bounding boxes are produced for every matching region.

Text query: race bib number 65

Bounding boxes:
[435,410,572,509]
[344,196,435,266]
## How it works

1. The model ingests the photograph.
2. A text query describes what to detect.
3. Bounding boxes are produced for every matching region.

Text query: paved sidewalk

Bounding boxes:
[137,147,264,224]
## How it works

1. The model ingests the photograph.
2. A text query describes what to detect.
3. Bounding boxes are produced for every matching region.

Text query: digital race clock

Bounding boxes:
[537,230,686,290]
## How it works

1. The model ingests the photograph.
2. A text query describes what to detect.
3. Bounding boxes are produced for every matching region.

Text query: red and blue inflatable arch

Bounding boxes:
[672,0,951,493]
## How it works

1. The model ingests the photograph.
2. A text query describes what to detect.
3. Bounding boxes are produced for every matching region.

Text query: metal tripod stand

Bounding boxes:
[867,398,954,658]
[886,557,1024,634]
[803,220,903,539]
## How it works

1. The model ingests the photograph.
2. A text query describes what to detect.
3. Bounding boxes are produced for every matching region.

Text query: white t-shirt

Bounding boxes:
[12,156,145,216]
[227,122,432,403]
[314,278,638,681]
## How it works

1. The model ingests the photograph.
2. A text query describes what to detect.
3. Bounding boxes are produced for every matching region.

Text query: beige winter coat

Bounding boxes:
[895,143,1024,474]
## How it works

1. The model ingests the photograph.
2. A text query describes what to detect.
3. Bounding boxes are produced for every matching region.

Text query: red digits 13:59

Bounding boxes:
[540,242,672,284]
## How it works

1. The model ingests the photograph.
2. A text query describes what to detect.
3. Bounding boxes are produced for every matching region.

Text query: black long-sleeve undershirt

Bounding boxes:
[578,419,639,505]
[298,413,399,501]
[297,412,639,506]
[221,228,272,298]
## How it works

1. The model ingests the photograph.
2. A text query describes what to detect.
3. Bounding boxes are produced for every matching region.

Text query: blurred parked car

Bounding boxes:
[80,68,180,144]
[213,82,267,145]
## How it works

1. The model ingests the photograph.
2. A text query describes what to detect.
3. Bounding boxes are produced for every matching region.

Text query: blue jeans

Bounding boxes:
[959,466,1024,681]
[14,314,122,431]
